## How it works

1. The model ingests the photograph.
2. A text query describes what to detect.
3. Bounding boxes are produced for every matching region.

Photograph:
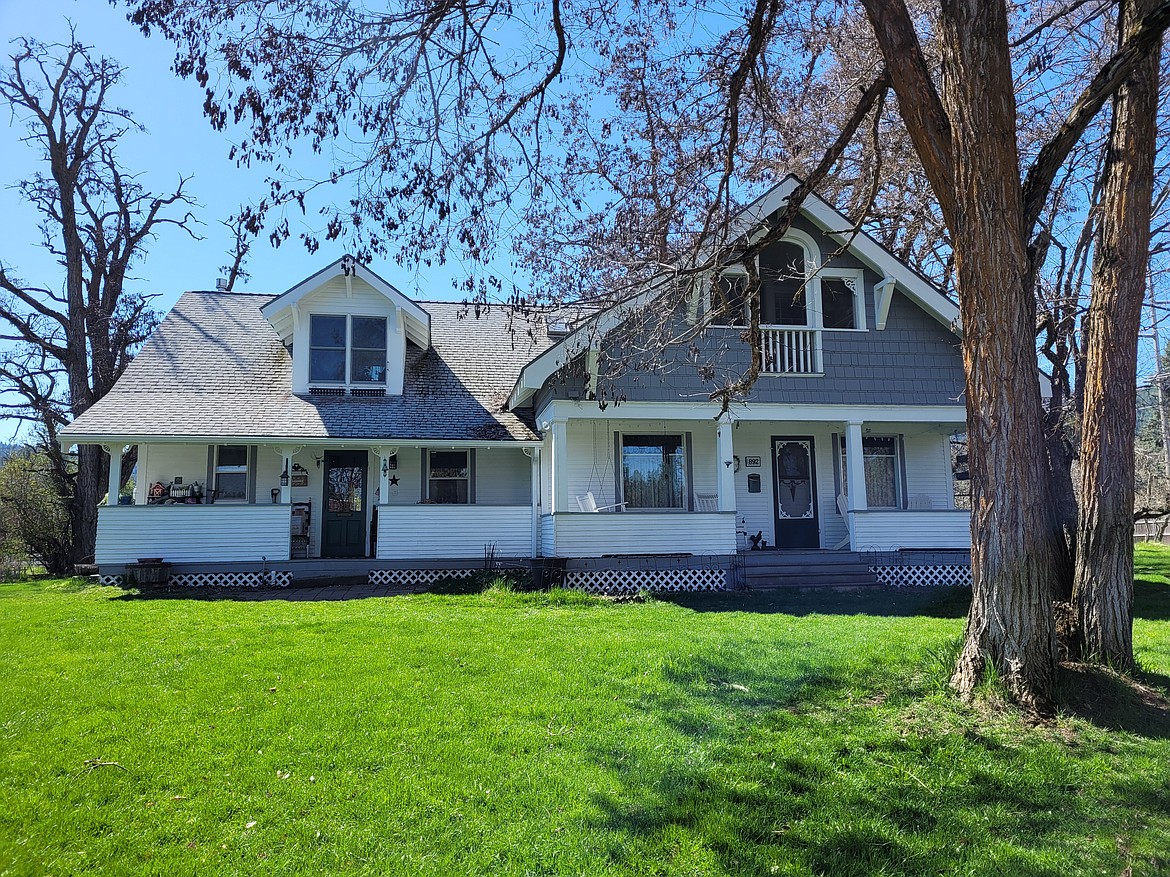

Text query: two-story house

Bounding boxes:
[62,177,973,591]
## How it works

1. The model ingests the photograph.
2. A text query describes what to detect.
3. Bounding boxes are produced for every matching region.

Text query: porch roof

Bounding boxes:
[63,290,553,444]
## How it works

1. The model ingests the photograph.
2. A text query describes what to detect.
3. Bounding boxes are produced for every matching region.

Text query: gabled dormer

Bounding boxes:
[261,256,431,397]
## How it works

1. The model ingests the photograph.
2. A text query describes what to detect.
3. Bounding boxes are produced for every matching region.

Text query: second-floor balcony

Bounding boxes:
[761,325,822,375]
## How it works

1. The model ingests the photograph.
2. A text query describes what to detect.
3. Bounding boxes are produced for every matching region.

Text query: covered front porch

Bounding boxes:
[90,438,541,570]
[536,401,972,558]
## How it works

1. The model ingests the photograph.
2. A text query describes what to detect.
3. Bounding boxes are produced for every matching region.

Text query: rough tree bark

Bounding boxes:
[937,0,1064,711]
[1072,0,1160,670]
[863,0,1062,711]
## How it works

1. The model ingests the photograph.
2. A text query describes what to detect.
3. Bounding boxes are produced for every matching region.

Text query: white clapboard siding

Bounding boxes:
[902,432,956,509]
[96,505,292,564]
[852,509,971,549]
[549,512,737,558]
[540,514,556,557]
[377,505,532,559]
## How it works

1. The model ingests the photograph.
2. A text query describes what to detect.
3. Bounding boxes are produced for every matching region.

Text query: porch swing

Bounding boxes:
[575,420,626,513]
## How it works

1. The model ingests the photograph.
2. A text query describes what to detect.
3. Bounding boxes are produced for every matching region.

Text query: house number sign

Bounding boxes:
[744,456,762,468]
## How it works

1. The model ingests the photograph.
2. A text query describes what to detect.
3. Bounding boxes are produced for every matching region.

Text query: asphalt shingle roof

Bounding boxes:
[63,291,559,443]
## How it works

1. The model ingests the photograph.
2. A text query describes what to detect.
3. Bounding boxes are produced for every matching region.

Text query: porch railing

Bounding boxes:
[95,504,292,565]
[377,504,532,559]
[543,511,737,558]
[850,509,971,549]
[761,326,822,374]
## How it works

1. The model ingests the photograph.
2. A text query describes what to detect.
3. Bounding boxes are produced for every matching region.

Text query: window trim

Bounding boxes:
[308,313,388,388]
[423,448,475,505]
[818,268,866,331]
[616,431,692,512]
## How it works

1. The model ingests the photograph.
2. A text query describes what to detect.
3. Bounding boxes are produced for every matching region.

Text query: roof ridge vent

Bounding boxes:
[546,319,570,338]
[215,277,230,291]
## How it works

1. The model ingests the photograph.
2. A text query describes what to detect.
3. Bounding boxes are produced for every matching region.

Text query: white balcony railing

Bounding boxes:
[761,326,822,374]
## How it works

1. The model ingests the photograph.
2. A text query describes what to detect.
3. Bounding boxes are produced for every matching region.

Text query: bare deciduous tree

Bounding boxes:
[0,36,198,566]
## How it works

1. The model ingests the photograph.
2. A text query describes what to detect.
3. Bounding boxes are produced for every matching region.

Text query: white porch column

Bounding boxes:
[550,419,569,513]
[716,416,736,512]
[103,444,125,505]
[846,420,867,511]
[134,443,149,504]
[527,447,541,556]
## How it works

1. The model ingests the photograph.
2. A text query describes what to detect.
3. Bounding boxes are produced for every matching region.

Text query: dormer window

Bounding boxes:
[309,315,387,385]
[351,317,387,382]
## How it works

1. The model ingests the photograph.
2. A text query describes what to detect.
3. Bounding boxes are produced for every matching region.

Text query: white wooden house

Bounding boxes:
[62,178,974,590]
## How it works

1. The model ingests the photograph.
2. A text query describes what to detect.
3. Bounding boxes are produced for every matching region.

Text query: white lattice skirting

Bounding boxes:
[871,564,972,588]
[170,571,293,588]
[368,568,477,587]
[565,568,727,595]
[100,571,293,588]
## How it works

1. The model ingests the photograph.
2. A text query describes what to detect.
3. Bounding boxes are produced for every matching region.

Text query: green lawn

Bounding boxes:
[1,553,1169,877]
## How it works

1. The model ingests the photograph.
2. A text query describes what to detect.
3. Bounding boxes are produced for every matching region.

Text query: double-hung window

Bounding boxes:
[710,273,748,326]
[214,445,250,503]
[309,315,387,385]
[839,435,902,508]
[620,434,688,510]
[427,450,473,504]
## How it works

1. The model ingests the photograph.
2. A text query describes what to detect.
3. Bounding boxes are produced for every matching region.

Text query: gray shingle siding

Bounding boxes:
[538,215,965,409]
[543,292,963,407]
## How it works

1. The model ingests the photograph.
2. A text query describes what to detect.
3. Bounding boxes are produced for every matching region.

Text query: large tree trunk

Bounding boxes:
[937,0,1061,712]
[1071,0,1160,671]
[70,445,105,566]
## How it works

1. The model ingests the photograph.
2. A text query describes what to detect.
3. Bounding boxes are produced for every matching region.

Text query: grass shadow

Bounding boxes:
[583,643,1097,876]
[1134,578,1170,622]
[1056,663,1170,739]
[663,585,971,619]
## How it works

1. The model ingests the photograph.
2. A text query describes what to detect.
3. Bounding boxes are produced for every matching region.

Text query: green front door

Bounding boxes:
[322,450,368,558]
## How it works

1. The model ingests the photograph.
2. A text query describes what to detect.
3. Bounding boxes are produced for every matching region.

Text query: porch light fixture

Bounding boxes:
[280,462,289,486]
[381,458,389,476]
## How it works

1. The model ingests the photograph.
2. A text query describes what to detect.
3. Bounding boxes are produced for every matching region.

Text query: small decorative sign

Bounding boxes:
[745,456,762,468]
[291,473,309,487]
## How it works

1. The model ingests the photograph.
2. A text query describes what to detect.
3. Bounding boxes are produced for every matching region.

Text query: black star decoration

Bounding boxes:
[389,475,400,486]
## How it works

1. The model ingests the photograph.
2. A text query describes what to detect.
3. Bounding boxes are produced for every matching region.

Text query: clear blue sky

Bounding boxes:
[0,0,483,314]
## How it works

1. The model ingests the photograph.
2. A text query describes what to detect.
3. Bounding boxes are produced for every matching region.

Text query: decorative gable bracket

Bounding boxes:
[874,277,896,331]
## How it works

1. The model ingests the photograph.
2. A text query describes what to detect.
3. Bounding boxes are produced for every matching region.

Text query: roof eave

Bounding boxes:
[59,431,541,447]
[259,257,432,348]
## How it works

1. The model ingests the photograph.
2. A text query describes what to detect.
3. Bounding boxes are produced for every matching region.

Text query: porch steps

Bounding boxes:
[743,550,880,590]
